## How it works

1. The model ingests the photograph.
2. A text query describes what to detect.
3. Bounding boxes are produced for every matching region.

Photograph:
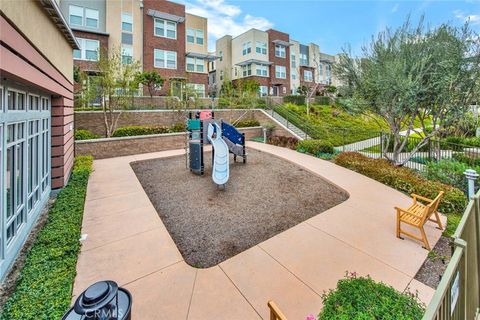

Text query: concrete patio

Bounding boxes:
[73,142,445,319]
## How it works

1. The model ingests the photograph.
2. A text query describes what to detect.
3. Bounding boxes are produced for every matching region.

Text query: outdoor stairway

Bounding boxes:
[265,109,310,140]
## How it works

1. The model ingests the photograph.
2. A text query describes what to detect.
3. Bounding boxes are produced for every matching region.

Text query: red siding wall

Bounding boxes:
[267,29,291,96]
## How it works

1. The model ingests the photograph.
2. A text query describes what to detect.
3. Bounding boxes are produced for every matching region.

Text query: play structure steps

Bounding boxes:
[264,109,309,140]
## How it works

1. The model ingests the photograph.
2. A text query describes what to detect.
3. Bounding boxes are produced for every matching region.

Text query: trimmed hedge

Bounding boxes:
[267,135,299,150]
[334,152,467,217]
[284,95,306,105]
[314,96,331,105]
[318,274,424,319]
[112,123,185,137]
[75,129,99,141]
[297,140,334,155]
[234,119,260,128]
[1,156,93,320]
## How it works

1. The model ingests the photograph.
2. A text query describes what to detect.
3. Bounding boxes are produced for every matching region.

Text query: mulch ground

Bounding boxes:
[414,236,453,289]
[131,149,349,268]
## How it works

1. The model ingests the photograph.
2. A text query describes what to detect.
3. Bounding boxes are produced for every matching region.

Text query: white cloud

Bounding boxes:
[454,9,480,25]
[391,3,399,13]
[186,0,273,52]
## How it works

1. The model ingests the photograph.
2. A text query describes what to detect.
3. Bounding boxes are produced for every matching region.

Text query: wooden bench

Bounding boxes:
[395,192,444,250]
[268,301,288,320]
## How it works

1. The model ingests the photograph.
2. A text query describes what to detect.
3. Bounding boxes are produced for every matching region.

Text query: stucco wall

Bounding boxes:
[0,0,74,81]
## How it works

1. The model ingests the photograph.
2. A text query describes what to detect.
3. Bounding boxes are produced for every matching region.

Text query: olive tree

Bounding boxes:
[97,47,140,137]
[335,18,480,165]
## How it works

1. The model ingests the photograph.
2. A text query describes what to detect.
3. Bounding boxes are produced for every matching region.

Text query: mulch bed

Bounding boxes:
[414,236,453,289]
[131,149,349,268]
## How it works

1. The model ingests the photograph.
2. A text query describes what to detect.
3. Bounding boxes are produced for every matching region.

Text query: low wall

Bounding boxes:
[75,127,264,159]
[74,109,296,139]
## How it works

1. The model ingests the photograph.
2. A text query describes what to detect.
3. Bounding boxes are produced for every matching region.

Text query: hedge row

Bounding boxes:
[75,129,100,141]
[334,152,467,217]
[318,274,424,319]
[112,123,185,137]
[1,156,93,320]
[234,119,260,128]
[267,135,299,150]
[296,140,335,155]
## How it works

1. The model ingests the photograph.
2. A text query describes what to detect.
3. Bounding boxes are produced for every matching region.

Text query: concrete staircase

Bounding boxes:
[263,109,310,140]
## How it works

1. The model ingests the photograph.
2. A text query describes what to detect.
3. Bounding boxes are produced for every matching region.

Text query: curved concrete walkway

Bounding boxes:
[73,142,445,319]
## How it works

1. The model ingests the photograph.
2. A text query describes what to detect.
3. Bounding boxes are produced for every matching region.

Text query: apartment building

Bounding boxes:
[0,0,76,279]
[212,28,340,96]
[59,0,212,98]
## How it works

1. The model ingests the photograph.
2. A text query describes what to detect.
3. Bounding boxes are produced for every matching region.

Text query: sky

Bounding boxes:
[173,0,480,55]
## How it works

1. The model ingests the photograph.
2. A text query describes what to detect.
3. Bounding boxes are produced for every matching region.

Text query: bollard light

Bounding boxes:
[464,169,479,199]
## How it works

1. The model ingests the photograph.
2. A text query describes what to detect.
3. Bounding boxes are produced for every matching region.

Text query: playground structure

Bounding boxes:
[186,110,247,187]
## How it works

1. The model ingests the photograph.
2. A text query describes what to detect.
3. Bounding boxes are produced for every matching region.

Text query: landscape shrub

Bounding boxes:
[296,140,335,155]
[318,273,424,320]
[314,96,331,105]
[1,156,93,320]
[452,152,480,166]
[424,160,479,194]
[234,119,260,128]
[284,95,306,105]
[267,135,299,150]
[334,152,467,216]
[74,129,99,141]
[112,123,185,137]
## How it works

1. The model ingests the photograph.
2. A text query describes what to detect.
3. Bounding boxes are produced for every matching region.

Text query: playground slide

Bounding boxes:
[207,123,229,186]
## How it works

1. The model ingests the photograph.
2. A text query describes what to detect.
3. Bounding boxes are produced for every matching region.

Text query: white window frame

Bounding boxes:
[69,5,99,29]
[186,57,205,73]
[121,45,133,64]
[275,45,286,58]
[259,86,268,97]
[85,8,99,28]
[186,83,205,98]
[304,70,313,82]
[242,42,251,56]
[69,5,84,26]
[154,49,177,69]
[242,64,252,77]
[122,13,133,32]
[154,18,177,39]
[275,65,286,79]
[255,65,268,77]
[73,38,100,61]
[255,41,267,55]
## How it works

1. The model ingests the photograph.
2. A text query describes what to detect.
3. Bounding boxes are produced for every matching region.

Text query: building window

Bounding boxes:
[242,64,252,77]
[275,45,286,58]
[186,29,204,45]
[7,90,26,111]
[85,8,99,28]
[255,65,268,77]
[255,41,267,54]
[186,83,205,98]
[291,53,296,68]
[300,53,308,65]
[73,38,100,61]
[304,70,313,82]
[122,46,133,64]
[219,51,223,62]
[242,42,251,56]
[154,49,177,69]
[220,70,224,81]
[326,64,331,77]
[319,64,323,76]
[259,86,268,97]
[154,18,176,39]
[28,94,40,111]
[69,5,99,29]
[275,65,286,79]
[291,70,297,80]
[122,13,133,32]
[186,57,205,73]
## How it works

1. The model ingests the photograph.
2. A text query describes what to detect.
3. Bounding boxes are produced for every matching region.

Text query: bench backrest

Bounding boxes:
[422,191,444,223]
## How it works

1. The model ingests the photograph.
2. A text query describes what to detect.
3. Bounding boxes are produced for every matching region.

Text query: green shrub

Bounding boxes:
[318,274,424,320]
[424,160,479,194]
[75,129,99,140]
[1,156,93,320]
[334,152,467,216]
[314,96,331,105]
[234,119,260,128]
[452,152,480,166]
[297,140,335,155]
[267,135,299,150]
[112,123,185,137]
[284,95,306,105]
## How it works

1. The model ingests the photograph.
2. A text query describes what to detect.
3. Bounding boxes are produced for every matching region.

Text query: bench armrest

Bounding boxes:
[411,193,433,203]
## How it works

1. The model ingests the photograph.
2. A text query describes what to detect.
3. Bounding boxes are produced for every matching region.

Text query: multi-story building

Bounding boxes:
[213,28,292,97]
[211,28,340,97]
[0,0,76,279]
[59,0,212,98]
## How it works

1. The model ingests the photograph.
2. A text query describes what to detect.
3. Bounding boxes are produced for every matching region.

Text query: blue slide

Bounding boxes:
[207,123,229,186]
